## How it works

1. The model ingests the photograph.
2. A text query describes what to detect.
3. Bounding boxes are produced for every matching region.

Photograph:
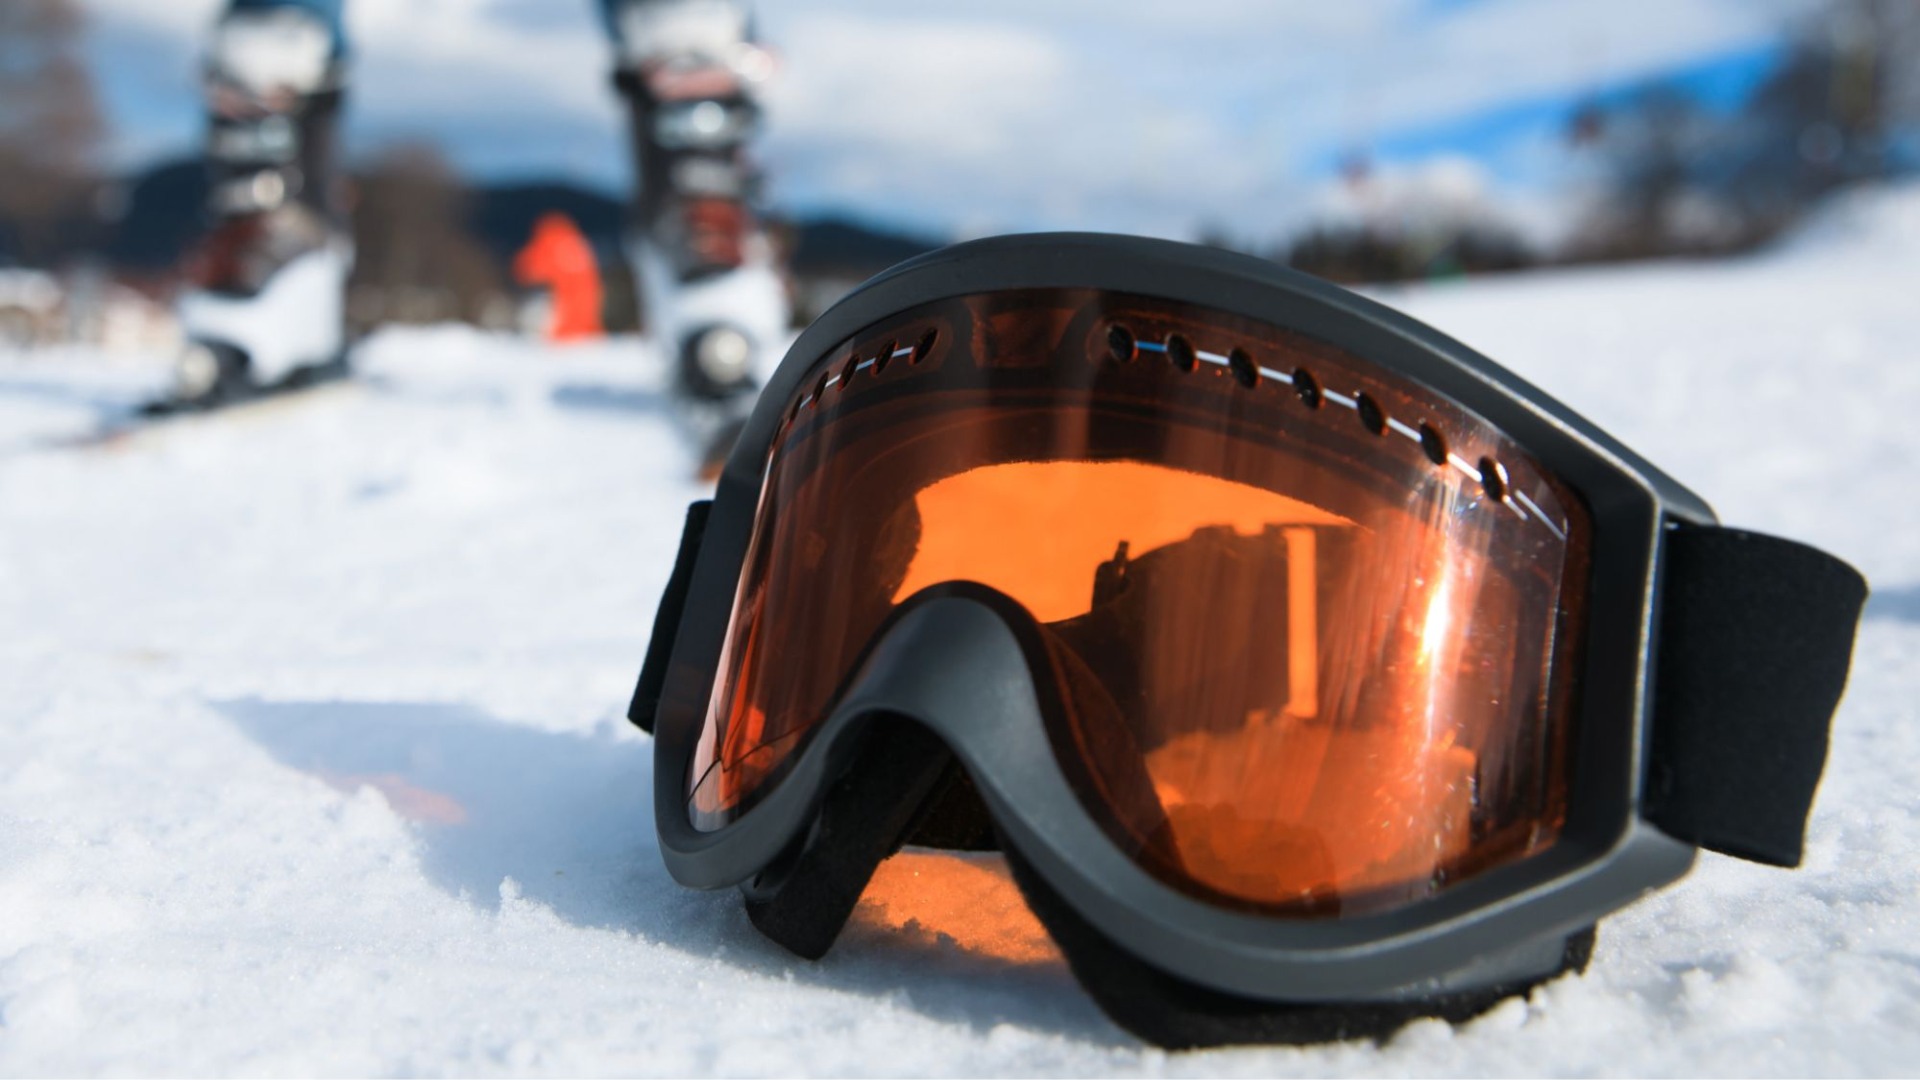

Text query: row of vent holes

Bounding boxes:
[1106,323,1511,504]
[798,328,941,419]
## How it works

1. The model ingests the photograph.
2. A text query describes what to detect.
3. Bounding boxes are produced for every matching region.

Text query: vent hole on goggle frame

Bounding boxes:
[1166,333,1198,373]
[912,328,937,364]
[1106,323,1137,364]
[1419,421,1449,466]
[1479,456,1509,502]
[872,340,895,376]
[1293,366,1322,409]
[1355,391,1388,436]
[813,368,831,403]
[1228,347,1259,389]
[838,353,859,390]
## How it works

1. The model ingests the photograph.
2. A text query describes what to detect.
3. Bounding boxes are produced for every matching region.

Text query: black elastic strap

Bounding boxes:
[1647,525,1867,867]
[741,721,961,959]
[628,500,712,734]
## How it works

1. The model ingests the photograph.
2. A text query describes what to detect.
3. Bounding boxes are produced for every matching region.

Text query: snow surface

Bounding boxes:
[4,192,1920,1075]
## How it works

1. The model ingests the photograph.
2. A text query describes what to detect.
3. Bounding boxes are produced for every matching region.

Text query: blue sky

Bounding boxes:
[1352,43,1785,182]
[77,0,1805,240]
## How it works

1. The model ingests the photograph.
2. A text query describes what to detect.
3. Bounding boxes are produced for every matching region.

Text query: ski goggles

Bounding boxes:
[628,234,1865,1047]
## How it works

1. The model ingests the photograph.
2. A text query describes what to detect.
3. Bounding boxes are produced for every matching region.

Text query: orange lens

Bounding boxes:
[688,290,1589,917]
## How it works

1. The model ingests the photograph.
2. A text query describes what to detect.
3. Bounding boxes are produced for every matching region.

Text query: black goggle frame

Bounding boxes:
[629,233,1864,1046]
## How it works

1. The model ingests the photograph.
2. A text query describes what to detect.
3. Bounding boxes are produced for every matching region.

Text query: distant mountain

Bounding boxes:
[104,161,209,272]
[98,161,943,286]
[466,182,626,265]
[462,187,946,280]
[786,215,943,277]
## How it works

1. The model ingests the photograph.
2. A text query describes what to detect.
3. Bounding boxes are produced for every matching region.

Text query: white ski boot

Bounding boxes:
[611,0,790,474]
[162,6,353,413]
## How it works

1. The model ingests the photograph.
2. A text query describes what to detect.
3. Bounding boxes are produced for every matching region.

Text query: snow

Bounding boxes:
[1768,182,1920,265]
[0,270,61,314]
[4,191,1919,1074]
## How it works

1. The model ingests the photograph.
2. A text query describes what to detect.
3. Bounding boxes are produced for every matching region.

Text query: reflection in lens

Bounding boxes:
[895,461,1346,623]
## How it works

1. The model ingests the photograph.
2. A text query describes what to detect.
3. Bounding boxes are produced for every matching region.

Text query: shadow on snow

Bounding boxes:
[219,698,1122,1045]
[548,383,673,418]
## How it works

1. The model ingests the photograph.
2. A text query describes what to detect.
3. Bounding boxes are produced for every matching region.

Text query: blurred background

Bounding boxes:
[4,0,1917,350]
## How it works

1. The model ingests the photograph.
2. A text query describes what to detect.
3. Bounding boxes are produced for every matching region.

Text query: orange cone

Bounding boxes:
[513,212,604,342]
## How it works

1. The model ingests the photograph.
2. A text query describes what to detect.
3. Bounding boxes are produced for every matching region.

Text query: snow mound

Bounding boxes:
[1769,180,1920,263]
[3,234,1918,1073]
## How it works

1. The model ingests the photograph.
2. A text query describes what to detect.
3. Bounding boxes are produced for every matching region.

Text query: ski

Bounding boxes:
[56,361,360,452]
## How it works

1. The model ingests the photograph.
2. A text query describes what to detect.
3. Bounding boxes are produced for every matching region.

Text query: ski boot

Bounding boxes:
[159,6,353,415]
[611,0,790,476]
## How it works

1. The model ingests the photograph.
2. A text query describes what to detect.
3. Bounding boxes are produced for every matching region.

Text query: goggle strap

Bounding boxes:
[742,721,963,959]
[1647,525,1868,867]
[629,499,713,735]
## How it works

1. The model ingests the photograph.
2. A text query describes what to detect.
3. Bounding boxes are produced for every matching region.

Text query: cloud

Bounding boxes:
[766,17,1069,163]
[82,0,208,39]
[747,0,1795,235]
[753,10,1311,237]
[76,0,1806,238]
[348,0,615,121]
[80,0,625,183]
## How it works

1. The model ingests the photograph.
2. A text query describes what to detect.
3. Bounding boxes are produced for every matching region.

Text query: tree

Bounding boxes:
[1570,87,1728,260]
[348,143,506,329]
[0,0,105,266]
[1567,0,1920,262]
[1821,0,1920,177]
